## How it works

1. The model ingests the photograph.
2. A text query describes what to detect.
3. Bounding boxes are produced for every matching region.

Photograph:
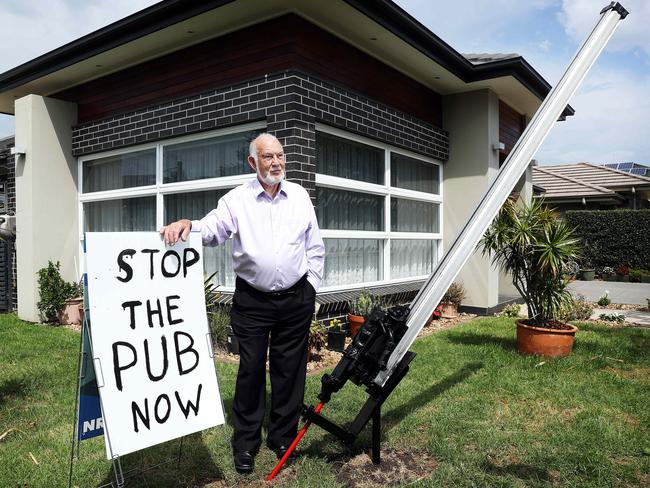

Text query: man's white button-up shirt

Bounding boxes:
[191,178,325,292]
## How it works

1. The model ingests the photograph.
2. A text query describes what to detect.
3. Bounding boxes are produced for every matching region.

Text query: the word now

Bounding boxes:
[131,384,203,433]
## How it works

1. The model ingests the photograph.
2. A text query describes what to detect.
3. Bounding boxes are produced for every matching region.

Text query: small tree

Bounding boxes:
[480,199,580,326]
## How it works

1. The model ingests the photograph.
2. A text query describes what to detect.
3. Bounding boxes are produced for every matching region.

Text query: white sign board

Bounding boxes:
[85,232,224,459]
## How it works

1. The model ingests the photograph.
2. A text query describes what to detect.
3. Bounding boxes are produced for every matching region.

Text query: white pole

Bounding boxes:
[374,2,629,387]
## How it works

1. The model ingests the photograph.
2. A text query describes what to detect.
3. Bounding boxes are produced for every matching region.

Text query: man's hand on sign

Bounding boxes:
[160,219,192,246]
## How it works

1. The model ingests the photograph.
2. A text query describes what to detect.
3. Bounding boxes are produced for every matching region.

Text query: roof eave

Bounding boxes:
[0,0,235,93]
[0,0,569,116]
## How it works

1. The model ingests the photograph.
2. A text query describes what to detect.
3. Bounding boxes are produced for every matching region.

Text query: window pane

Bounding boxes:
[163,131,256,183]
[323,239,382,286]
[83,149,156,193]
[391,199,439,233]
[390,239,437,279]
[391,153,439,194]
[317,187,384,231]
[316,132,384,184]
[164,189,234,287]
[84,197,155,232]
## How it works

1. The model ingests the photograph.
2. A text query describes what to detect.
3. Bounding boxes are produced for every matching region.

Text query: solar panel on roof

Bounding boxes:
[630,168,647,176]
[619,162,633,170]
[604,163,618,168]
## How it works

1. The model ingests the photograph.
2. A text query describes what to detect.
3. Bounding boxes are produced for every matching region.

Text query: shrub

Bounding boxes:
[348,291,377,317]
[442,282,466,306]
[629,268,648,283]
[558,294,593,322]
[599,313,625,323]
[208,307,230,350]
[597,291,611,307]
[36,261,81,323]
[498,303,521,318]
[616,265,630,276]
[309,320,327,356]
[565,210,650,270]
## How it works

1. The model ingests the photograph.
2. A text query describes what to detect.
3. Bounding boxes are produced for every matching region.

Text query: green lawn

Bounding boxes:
[1,313,649,487]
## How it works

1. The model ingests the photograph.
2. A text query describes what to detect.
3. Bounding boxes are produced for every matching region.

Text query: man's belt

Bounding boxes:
[235,274,307,298]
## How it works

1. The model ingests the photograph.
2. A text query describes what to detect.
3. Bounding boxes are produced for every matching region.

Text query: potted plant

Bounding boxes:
[326,318,347,352]
[616,265,630,282]
[481,198,580,357]
[439,281,466,318]
[579,259,595,281]
[347,291,375,337]
[308,319,327,361]
[37,261,83,325]
[601,266,616,282]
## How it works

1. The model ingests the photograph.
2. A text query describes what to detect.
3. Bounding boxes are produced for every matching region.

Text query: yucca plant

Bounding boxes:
[480,198,580,327]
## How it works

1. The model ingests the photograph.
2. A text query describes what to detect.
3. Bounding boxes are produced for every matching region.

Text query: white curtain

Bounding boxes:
[323,238,381,286]
[83,149,156,193]
[391,199,439,232]
[165,190,235,287]
[316,132,384,184]
[391,239,437,279]
[163,132,256,183]
[391,153,439,194]
[84,197,156,232]
[316,187,384,231]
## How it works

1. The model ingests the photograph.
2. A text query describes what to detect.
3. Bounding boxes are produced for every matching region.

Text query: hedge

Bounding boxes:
[564,209,650,270]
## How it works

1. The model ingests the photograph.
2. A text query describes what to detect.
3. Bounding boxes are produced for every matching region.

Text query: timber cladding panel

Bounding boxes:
[71,70,450,200]
[55,13,443,128]
[499,100,525,155]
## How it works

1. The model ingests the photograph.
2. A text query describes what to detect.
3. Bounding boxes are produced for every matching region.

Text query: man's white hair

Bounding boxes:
[249,133,281,163]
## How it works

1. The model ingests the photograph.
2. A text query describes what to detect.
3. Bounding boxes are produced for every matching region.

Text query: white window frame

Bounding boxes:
[315,123,443,291]
[77,121,265,282]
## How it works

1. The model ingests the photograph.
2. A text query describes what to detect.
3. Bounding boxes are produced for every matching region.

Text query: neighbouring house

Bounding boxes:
[603,162,650,177]
[533,162,650,212]
[0,0,573,321]
[0,135,15,312]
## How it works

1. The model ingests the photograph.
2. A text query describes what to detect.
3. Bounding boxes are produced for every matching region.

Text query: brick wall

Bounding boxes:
[72,70,449,200]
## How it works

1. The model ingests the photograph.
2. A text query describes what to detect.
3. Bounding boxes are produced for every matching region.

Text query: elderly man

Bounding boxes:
[160,133,324,473]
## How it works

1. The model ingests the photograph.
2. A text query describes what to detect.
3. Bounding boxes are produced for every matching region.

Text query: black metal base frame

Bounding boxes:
[303,352,416,464]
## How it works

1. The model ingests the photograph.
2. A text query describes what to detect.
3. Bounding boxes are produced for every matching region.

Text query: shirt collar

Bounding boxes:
[250,177,288,200]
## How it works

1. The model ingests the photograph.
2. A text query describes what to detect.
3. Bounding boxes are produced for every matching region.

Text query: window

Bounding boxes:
[315,125,442,289]
[79,123,263,286]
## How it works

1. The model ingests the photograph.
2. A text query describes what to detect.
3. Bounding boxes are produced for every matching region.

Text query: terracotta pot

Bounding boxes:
[516,320,577,357]
[439,302,458,318]
[348,313,365,338]
[59,298,83,325]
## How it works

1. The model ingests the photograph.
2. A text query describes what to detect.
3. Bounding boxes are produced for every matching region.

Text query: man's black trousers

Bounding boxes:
[230,275,315,452]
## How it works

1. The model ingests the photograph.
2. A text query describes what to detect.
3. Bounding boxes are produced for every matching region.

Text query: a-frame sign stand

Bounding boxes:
[67,279,185,488]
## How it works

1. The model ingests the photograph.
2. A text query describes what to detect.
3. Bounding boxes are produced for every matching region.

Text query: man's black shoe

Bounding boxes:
[273,445,298,462]
[233,450,255,473]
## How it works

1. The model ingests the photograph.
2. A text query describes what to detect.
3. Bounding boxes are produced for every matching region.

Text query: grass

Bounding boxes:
[1,313,649,487]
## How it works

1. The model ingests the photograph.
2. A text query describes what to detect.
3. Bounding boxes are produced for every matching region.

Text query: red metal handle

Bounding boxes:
[266,402,325,481]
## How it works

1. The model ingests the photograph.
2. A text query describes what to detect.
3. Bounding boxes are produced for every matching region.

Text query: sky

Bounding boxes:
[0,0,647,166]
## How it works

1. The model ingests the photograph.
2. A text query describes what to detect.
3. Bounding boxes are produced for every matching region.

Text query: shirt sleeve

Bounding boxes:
[304,194,325,291]
[190,197,236,247]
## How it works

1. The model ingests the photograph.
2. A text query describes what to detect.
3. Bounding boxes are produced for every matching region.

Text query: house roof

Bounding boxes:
[533,162,650,203]
[0,0,572,120]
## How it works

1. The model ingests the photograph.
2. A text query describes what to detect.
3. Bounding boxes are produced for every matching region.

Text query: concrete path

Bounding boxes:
[568,280,650,306]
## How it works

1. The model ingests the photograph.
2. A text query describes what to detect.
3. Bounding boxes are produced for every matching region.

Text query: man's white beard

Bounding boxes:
[258,167,284,186]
